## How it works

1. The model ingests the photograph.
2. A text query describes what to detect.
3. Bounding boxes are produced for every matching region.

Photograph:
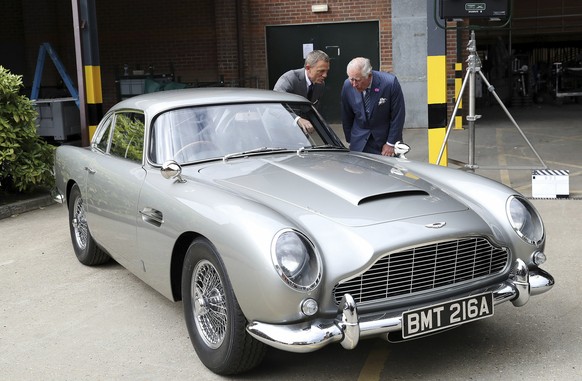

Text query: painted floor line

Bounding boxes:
[357,341,390,381]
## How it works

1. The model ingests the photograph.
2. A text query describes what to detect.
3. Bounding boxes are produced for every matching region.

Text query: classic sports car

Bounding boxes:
[53,88,554,375]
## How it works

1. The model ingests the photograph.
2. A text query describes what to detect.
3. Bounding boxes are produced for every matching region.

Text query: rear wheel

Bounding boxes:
[68,184,109,265]
[182,238,266,375]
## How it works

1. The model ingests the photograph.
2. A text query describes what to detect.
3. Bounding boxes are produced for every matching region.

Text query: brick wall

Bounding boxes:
[95,0,217,107]
[10,1,448,112]
[0,1,24,42]
[0,1,26,76]
[3,1,75,97]
[245,0,394,88]
[446,23,459,119]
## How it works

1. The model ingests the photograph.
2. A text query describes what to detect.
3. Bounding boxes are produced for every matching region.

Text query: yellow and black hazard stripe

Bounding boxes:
[80,0,103,141]
[84,65,102,139]
[454,62,463,129]
[427,55,447,166]
[427,3,448,166]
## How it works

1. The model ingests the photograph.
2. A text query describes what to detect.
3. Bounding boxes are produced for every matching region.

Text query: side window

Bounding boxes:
[94,116,113,153]
[109,112,145,163]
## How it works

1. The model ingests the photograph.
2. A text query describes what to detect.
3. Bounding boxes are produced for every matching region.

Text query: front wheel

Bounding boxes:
[182,238,265,375]
[68,184,109,265]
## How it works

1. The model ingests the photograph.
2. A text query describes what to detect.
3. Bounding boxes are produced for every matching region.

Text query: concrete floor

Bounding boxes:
[405,102,582,198]
[333,101,582,198]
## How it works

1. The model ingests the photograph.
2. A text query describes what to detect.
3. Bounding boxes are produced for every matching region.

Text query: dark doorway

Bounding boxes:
[267,21,380,123]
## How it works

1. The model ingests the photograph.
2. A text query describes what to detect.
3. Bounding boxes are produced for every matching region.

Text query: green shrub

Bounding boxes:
[0,65,55,193]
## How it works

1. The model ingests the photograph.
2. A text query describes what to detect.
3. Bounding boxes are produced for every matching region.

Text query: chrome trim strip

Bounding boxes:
[246,262,554,353]
[332,237,509,306]
[51,187,64,204]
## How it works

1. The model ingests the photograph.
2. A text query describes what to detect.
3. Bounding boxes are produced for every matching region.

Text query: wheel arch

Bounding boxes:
[170,231,202,301]
[65,179,78,208]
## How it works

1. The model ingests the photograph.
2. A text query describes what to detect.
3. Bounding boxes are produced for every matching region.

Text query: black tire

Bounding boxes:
[68,184,110,266]
[182,238,266,375]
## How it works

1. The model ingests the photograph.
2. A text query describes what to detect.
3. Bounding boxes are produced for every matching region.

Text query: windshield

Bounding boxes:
[149,102,344,164]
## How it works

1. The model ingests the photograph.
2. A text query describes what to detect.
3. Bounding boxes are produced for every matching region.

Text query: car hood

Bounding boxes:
[196,152,468,227]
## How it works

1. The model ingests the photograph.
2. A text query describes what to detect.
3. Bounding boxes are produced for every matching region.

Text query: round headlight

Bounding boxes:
[272,229,321,291]
[506,195,544,245]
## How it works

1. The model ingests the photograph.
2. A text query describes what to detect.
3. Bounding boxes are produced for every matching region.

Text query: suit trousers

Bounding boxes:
[363,135,382,154]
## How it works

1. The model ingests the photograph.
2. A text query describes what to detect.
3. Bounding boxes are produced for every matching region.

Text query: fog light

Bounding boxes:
[301,298,318,316]
[532,251,547,265]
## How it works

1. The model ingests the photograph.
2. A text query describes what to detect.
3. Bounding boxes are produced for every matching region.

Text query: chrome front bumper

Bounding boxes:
[247,260,554,353]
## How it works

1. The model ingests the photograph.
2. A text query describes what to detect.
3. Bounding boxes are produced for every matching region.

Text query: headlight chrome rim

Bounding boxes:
[506,195,545,246]
[271,229,322,291]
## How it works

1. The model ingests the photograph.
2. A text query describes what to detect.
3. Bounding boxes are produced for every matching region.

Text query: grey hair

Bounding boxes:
[347,57,373,77]
[305,50,330,67]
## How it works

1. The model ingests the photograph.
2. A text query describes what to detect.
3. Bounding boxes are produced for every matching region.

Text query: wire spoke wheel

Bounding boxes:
[71,195,88,250]
[182,238,266,375]
[192,259,227,349]
[67,184,109,266]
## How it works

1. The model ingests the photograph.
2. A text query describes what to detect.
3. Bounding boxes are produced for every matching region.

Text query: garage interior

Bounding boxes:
[436,1,582,198]
[469,1,582,107]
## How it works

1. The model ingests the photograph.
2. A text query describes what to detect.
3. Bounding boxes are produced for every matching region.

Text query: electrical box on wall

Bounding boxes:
[439,0,509,19]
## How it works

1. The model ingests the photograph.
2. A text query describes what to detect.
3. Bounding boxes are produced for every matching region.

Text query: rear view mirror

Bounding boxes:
[161,160,185,183]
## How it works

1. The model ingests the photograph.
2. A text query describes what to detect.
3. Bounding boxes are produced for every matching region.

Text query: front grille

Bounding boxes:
[333,237,509,305]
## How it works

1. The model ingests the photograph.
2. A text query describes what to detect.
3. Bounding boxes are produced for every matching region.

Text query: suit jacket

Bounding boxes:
[341,70,405,152]
[273,68,325,108]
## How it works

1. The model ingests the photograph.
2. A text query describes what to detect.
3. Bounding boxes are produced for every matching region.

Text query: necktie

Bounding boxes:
[363,90,371,116]
[307,84,314,101]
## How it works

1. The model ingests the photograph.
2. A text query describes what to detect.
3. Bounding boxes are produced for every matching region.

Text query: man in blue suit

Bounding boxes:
[341,57,406,156]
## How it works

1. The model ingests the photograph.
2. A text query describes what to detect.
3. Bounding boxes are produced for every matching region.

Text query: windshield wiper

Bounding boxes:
[299,144,348,152]
[311,144,346,149]
[223,147,288,162]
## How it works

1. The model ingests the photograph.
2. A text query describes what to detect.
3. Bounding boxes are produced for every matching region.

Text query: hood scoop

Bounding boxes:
[200,153,467,226]
[358,190,429,205]
[262,157,429,207]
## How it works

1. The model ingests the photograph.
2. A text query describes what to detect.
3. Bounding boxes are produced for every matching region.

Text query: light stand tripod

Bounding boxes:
[436,30,547,170]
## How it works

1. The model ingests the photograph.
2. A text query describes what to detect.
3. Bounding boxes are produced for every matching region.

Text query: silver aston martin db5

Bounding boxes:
[53,88,554,375]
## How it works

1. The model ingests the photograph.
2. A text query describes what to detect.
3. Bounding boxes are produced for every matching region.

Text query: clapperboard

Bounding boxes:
[531,169,570,198]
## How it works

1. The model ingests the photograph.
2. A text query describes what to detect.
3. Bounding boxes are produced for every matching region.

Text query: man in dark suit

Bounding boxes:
[274,49,330,105]
[341,57,406,156]
[274,50,330,133]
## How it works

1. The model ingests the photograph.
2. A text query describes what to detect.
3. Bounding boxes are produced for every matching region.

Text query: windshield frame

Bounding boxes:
[147,101,345,166]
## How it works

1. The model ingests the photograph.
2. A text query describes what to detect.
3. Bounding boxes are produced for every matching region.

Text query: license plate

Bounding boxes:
[402,292,494,339]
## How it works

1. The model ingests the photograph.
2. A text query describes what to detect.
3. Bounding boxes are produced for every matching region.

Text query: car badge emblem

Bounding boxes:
[425,222,446,229]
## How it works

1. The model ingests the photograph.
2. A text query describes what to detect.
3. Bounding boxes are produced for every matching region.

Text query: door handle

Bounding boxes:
[84,167,96,174]
[139,207,164,227]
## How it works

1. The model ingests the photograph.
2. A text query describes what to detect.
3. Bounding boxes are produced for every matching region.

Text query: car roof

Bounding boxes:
[110,87,309,115]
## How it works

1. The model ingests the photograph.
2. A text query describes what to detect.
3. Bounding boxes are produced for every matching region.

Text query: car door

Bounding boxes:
[86,111,146,270]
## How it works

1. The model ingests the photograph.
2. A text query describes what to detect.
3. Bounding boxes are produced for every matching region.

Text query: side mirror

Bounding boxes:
[393,141,410,159]
[161,160,185,183]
